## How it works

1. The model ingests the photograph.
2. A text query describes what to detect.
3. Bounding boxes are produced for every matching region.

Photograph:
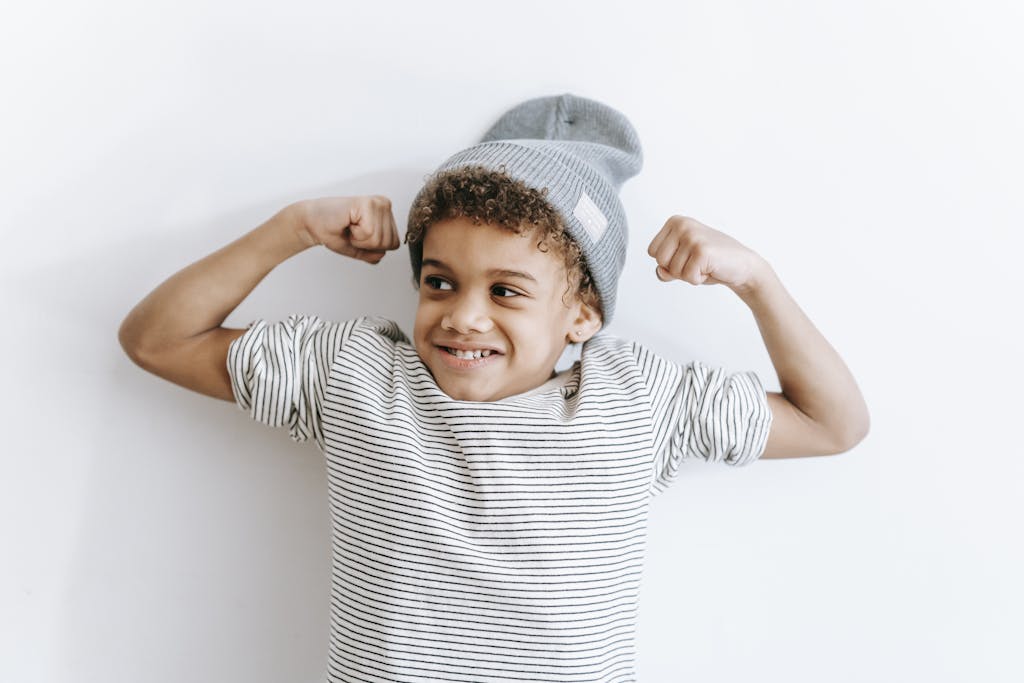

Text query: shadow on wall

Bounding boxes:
[35,169,424,682]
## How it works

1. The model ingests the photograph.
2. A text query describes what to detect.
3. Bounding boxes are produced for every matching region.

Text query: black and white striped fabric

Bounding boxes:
[228,316,772,683]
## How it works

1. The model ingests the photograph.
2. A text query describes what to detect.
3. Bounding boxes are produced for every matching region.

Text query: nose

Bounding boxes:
[441,291,494,334]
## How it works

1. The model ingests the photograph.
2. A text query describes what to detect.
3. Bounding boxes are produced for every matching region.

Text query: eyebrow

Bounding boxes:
[421,258,538,283]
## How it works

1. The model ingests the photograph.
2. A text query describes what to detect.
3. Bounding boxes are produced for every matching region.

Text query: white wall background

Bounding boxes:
[2,1,1021,681]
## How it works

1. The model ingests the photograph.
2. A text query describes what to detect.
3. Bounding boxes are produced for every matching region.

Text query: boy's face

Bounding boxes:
[413,217,601,402]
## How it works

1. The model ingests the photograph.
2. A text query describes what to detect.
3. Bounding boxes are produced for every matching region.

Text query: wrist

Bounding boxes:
[251,202,314,262]
[731,256,779,305]
[284,200,317,250]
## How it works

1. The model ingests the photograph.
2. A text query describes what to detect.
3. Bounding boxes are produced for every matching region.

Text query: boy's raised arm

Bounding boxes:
[118,196,399,401]
[648,215,870,459]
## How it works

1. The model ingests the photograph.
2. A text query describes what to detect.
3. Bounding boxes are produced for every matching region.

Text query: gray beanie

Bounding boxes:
[408,93,643,323]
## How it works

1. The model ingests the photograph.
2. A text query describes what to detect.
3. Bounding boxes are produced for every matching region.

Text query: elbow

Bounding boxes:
[831,410,871,455]
[118,317,138,362]
[118,316,155,370]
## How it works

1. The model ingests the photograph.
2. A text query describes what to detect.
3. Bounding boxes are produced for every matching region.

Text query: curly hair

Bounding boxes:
[405,165,602,318]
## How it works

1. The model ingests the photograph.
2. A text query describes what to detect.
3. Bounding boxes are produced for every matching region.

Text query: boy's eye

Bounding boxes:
[424,275,453,291]
[491,285,520,298]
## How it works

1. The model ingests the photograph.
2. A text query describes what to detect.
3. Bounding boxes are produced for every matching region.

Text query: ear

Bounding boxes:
[566,301,603,344]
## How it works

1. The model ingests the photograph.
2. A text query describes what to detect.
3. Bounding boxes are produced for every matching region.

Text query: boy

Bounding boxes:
[120,94,868,682]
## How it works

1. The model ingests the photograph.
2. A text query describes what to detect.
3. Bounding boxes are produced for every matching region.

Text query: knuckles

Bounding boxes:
[667,215,700,236]
[367,194,392,210]
[647,215,704,260]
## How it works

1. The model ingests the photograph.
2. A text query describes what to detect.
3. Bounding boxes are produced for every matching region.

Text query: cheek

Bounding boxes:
[544,297,576,329]
[412,299,436,341]
[518,307,571,349]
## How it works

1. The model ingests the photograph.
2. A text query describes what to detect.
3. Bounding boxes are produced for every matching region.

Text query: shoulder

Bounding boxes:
[573,332,665,404]
[333,317,422,375]
[228,315,411,363]
[293,316,414,368]
[580,331,636,360]
[349,316,410,345]
[288,314,410,347]
[581,332,665,374]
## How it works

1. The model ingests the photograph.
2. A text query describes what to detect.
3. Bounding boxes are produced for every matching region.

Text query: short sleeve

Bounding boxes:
[226,315,355,446]
[637,345,773,494]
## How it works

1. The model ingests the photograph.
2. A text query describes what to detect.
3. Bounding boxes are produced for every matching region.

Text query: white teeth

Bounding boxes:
[446,348,493,359]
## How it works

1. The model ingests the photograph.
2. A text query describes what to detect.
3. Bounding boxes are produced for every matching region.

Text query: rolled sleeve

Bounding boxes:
[678,363,772,467]
[644,349,773,494]
[227,315,350,446]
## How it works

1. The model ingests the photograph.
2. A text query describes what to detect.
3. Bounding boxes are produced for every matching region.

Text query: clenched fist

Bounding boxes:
[296,195,400,264]
[647,215,766,293]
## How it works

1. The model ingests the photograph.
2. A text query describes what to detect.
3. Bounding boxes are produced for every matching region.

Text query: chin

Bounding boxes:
[441,383,496,403]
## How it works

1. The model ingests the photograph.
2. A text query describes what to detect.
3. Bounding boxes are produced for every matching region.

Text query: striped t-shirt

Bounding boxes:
[228,315,772,683]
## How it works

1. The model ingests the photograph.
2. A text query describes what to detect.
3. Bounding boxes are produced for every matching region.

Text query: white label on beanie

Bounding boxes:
[573,191,608,243]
